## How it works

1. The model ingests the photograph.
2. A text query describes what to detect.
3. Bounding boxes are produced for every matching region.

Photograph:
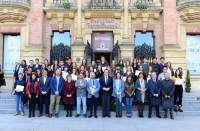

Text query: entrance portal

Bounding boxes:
[94,53,111,65]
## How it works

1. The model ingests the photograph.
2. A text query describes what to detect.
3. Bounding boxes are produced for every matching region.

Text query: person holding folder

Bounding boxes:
[172,69,183,112]
[112,72,125,118]
[87,72,100,118]
[13,73,26,116]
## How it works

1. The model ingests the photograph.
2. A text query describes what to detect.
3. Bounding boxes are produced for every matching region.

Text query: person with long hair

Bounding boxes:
[166,61,174,78]
[85,70,90,81]
[118,59,124,71]
[89,66,94,74]
[41,63,46,72]
[71,68,78,81]
[96,65,103,79]
[124,60,133,73]
[124,66,133,77]
[135,72,148,118]
[72,62,78,73]
[26,73,39,118]
[138,65,146,80]
[112,72,125,118]
[107,66,114,78]
[62,66,69,80]
[36,69,42,81]
[79,59,88,72]
[172,69,183,112]
[146,65,154,82]
[132,59,139,83]
[44,59,49,67]
[178,67,185,90]
[63,74,76,117]
[91,61,97,72]
[124,75,135,117]
[21,59,28,73]
[110,60,116,72]
[51,60,58,74]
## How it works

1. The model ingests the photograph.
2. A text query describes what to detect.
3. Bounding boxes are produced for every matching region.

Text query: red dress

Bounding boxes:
[63,80,76,104]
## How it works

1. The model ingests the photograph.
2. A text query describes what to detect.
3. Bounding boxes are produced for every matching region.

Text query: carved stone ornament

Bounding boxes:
[0,1,30,23]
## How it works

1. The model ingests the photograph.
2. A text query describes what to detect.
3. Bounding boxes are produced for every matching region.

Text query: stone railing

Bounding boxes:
[82,0,123,10]
[177,0,200,7]
[45,0,77,10]
[129,0,162,10]
[0,0,30,8]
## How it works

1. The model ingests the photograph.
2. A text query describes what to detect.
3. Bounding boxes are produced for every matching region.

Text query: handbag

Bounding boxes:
[150,96,161,107]
[2,78,6,86]
[162,98,173,109]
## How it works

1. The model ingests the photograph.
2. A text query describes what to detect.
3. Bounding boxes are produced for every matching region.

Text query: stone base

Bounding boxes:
[119,40,134,62]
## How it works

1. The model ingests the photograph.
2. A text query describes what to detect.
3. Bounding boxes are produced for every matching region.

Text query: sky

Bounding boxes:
[52,32,71,46]
[134,32,153,46]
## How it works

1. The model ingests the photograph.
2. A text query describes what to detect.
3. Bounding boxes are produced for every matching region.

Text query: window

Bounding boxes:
[134,32,155,63]
[52,32,71,46]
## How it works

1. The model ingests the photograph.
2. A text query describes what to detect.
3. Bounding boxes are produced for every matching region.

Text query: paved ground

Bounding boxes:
[0,114,200,131]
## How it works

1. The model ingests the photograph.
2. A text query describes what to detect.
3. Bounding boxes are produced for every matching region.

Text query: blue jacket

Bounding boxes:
[50,76,65,96]
[148,78,161,98]
[14,79,26,96]
[135,79,148,101]
[87,79,100,98]
[98,61,109,67]
[38,77,51,95]
[112,79,125,98]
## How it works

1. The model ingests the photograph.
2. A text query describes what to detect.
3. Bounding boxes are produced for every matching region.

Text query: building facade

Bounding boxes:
[0,0,200,90]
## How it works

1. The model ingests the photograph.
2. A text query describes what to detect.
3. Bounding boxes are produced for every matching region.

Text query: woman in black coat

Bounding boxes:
[0,65,5,93]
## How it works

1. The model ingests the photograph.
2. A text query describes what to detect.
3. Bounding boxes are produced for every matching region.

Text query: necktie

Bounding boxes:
[154,79,156,84]
[106,76,108,84]
[93,80,94,85]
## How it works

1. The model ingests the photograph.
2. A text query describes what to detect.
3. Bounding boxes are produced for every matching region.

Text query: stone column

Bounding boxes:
[120,0,133,62]
[71,0,85,66]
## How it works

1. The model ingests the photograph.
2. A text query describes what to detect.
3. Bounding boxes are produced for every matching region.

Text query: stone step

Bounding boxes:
[0,109,198,116]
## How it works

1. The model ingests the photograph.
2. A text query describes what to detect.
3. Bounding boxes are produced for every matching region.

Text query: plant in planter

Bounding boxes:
[63,3,71,9]
[135,1,148,10]
[185,70,191,93]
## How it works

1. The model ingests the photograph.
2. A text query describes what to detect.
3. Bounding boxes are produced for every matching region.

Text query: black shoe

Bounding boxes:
[157,115,162,118]
[107,115,111,118]
[141,112,144,118]
[29,114,31,118]
[148,115,151,118]
[119,115,122,118]
[75,114,80,118]
[174,109,178,112]
[66,112,69,117]
[178,109,183,112]
[69,112,72,117]
[116,115,118,118]
[88,115,92,118]
[32,113,35,117]
[170,116,174,120]
[102,115,105,118]
[83,114,87,118]
[138,112,141,118]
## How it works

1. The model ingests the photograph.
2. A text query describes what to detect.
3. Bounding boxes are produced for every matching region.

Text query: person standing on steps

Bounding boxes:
[49,69,65,118]
[87,72,100,118]
[63,74,76,117]
[13,73,26,116]
[26,73,39,118]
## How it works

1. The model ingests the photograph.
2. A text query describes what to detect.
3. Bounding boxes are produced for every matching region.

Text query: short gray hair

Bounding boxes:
[90,72,95,76]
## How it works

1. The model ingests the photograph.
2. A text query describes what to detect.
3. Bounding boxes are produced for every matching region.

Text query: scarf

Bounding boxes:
[139,79,145,103]
[116,80,121,102]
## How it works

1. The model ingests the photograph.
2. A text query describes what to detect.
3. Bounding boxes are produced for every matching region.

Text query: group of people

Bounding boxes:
[12,56,185,120]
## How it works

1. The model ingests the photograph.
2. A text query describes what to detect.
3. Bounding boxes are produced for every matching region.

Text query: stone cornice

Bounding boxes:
[43,8,76,32]
[160,44,185,52]
[177,5,200,23]
[23,44,45,52]
[129,8,163,32]
[0,5,30,23]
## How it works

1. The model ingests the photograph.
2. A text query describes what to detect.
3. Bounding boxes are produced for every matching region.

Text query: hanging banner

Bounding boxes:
[3,35,20,74]
[186,35,200,75]
[92,32,113,52]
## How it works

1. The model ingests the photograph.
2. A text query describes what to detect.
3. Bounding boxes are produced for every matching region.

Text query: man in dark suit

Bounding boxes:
[14,60,20,81]
[99,69,113,118]
[49,69,65,118]
[34,58,41,70]
[113,64,124,78]
[66,58,72,74]
[148,72,162,119]
[38,70,51,117]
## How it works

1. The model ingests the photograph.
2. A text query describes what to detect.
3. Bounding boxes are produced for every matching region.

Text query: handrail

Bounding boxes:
[0,0,30,7]
[177,0,200,7]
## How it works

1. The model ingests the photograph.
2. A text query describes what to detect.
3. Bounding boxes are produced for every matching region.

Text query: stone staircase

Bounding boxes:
[0,90,200,117]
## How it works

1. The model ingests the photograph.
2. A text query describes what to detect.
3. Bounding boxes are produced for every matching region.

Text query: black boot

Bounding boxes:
[66,111,69,117]
[32,111,35,117]
[141,111,144,118]
[69,111,72,117]
[29,111,31,118]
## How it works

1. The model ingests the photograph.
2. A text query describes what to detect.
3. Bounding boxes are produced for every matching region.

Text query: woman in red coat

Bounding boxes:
[63,74,76,117]
[26,73,39,118]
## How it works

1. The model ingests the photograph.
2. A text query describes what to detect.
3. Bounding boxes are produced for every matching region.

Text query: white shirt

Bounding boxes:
[43,76,47,84]
[104,76,108,84]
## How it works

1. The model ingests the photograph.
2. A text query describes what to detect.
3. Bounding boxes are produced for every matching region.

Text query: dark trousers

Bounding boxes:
[149,106,160,116]
[102,95,110,116]
[89,96,97,115]
[29,93,36,115]
[39,94,50,114]
[164,108,173,116]
[65,104,73,112]
[115,97,122,116]
[174,85,183,106]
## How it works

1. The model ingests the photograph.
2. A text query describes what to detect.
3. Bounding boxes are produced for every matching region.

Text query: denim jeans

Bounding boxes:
[126,97,133,114]
[15,94,24,112]
[77,94,87,114]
